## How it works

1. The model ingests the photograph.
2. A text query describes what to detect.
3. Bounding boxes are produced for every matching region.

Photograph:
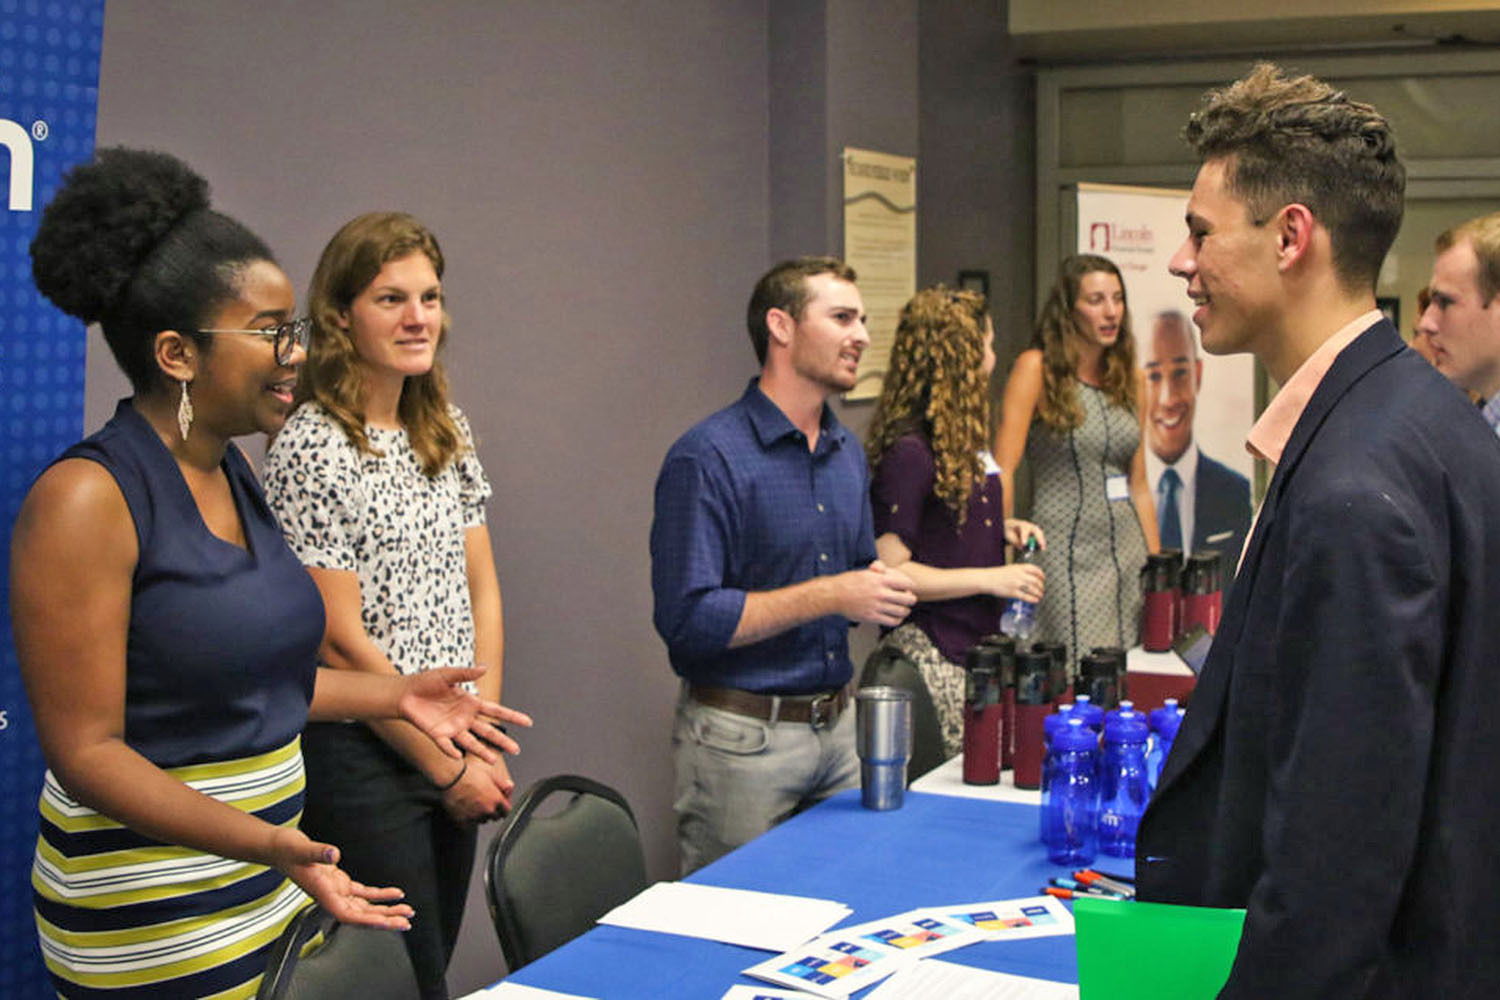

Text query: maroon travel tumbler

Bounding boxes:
[976,634,1018,768]
[1141,552,1181,651]
[1012,650,1052,789]
[1181,551,1223,636]
[1079,649,1124,710]
[962,658,1003,785]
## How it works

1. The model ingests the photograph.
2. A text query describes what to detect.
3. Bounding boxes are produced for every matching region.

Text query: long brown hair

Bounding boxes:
[298,212,462,476]
[867,286,991,524]
[1033,254,1136,432]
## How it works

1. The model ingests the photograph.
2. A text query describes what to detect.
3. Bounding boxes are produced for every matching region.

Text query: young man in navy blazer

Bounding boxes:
[1136,64,1500,998]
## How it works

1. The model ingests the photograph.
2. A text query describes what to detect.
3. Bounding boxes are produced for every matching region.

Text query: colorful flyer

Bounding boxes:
[912,895,1074,941]
[742,932,913,999]
[833,909,985,959]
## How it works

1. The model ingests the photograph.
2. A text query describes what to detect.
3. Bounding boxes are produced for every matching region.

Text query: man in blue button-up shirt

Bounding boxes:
[652,257,916,872]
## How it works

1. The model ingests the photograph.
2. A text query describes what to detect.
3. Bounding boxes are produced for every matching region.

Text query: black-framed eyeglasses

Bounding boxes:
[197,316,313,366]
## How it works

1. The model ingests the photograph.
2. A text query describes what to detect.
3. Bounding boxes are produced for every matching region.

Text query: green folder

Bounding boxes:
[1074,896,1246,999]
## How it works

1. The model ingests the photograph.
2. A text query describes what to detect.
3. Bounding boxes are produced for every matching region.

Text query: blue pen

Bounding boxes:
[1049,876,1127,899]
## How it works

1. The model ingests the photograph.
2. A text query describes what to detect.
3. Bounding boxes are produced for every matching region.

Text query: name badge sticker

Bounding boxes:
[980,450,1002,476]
[1105,474,1129,501]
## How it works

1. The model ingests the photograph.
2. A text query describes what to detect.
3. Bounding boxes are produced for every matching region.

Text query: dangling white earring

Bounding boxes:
[177,379,194,440]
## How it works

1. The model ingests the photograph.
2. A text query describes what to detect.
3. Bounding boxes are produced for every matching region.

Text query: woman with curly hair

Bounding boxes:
[263,213,505,999]
[867,286,1046,757]
[996,254,1159,662]
[13,149,527,997]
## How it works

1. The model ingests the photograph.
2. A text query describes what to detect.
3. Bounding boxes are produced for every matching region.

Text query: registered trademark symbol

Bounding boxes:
[32,120,49,141]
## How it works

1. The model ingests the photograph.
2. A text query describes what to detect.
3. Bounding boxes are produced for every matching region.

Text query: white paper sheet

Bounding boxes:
[719,986,824,999]
[596,881,852,952]
[454,983,598,1000]
[865,959,1079,999]
[741,929,913,999]
[911,895,1075,941]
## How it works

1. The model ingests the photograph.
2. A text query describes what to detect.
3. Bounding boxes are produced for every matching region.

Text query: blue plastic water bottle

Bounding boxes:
[1043,717,1098,865]
[1096,707,1144,785]
[1147,697,1180,737]
[1098,716,1150,858]
[999,536,1042,640]
[1038,704,1075,844]
[1147,705,1185,792]
[1071,693,1105,733]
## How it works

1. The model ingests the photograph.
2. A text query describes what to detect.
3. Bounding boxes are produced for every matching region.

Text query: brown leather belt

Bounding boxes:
[688,684,850,730]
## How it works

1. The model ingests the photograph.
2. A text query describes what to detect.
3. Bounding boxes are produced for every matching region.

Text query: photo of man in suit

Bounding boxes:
[1137,64,1500,998]
[1142,308,1251,577]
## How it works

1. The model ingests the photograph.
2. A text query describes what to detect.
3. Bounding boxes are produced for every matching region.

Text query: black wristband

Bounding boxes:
[436,757,468,791]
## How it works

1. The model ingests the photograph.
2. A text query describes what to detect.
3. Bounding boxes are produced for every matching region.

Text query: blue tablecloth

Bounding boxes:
[504,789,1134,998]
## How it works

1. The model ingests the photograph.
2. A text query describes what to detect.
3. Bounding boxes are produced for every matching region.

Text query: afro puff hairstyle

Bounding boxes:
[29,147,276,393]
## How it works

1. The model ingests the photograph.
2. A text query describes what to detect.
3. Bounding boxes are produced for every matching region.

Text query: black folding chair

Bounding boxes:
[484,774,649,970]
[859,643,949,781]
[256,903,418,1000]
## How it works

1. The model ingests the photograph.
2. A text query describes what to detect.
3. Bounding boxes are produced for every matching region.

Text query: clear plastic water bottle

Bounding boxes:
[1147,705,1185,792]
[1098,715,1150,858]
[1000,535,1042,640]
[1043,717,1098,865]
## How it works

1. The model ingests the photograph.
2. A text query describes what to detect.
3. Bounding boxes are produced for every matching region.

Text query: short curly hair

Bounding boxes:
[29,147,275,392]
[867,286,991,524]
[1184,63,1404,293]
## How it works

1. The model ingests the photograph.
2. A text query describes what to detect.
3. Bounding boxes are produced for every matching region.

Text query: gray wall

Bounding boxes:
[86,1,1028,991]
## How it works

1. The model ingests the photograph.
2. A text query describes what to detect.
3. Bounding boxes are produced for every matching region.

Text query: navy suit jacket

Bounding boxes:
[1192,451,1251,582]
[1136,320,1500,998]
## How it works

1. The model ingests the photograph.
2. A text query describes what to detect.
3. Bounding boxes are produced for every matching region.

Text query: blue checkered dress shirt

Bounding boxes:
[650,378,877,693]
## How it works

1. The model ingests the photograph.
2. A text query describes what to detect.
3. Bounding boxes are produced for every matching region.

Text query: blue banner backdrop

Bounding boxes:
[1,0,105,993]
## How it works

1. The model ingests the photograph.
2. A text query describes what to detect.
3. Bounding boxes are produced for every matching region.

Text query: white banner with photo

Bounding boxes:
[1075,183,1256,566]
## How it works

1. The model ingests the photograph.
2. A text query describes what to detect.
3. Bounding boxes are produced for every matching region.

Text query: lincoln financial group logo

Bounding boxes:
[1088,221,1155,255]
[2,116,46,212]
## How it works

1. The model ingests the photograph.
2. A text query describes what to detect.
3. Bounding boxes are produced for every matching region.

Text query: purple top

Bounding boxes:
[871,432,1007,664]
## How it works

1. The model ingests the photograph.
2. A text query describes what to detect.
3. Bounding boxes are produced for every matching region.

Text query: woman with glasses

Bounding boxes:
[264,213,505,999]
[13,149,529,998]
[866,287,1046,757]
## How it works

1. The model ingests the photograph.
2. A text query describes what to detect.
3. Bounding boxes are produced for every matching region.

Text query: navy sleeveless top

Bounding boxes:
[60,400,324,767]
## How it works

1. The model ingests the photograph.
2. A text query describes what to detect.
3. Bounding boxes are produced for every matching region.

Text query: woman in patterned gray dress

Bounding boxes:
[995,255,1160,662]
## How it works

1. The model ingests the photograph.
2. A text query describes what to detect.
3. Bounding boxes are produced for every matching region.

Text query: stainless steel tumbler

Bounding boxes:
[856,686,913,810]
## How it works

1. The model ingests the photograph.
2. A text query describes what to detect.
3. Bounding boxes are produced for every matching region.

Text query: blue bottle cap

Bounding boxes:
[1103,716,1150,745]
[1054,716,1098,752]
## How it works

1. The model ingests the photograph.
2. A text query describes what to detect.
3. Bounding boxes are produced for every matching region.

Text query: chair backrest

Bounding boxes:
[859,644,948,781]
[256,903,419,1000]
[484,774,649,970]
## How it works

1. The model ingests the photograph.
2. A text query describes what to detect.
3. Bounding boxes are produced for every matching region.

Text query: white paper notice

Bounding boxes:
[455,983,598,1000]
[865,959,1079,1000]
[596,882,852,952]
[720,987,823,1000]
[742,930,913,999]
[912,895,1074,941]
